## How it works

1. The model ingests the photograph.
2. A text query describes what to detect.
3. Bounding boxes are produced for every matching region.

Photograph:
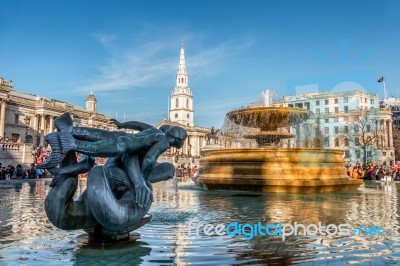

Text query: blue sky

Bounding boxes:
[0,0,399,128]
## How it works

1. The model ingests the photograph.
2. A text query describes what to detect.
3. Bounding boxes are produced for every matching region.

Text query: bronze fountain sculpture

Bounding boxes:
[39,112,187,241]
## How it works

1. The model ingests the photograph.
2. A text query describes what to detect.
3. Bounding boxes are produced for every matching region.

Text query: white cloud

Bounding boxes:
[93,33,116,47]
[78,34,253,93]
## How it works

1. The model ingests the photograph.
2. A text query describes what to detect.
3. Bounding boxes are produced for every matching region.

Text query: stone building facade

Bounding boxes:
[0,77,110,148]
[273,90,395,165]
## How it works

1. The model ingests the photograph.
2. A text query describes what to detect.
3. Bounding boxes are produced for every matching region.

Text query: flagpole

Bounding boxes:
[384,80,387,99]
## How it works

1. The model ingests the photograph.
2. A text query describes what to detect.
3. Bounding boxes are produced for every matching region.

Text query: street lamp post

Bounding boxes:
[24,116,30,143]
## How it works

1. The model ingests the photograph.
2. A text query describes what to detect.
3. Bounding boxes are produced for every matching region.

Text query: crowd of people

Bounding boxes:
[175,165,198,178]
[347,162,400,181]
[0,146,49,180]
[0,163,44,180]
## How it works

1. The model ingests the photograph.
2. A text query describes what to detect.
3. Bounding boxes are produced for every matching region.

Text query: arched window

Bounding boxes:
[176,98,179,108]
[186,99,189,108]
[344,138,349,146]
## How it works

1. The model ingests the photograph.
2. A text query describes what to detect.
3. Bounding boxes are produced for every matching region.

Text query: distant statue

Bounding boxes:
[206,126,219,144]
[260,89,276,107]
[39,113,187,241]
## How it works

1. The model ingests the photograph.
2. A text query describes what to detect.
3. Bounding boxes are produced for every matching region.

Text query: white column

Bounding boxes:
[49,116,54,133]
[388,120,393,147]
[0,99,6,138]
[33,114,38,146]
[40,115,45,146]
[195,135,200,156]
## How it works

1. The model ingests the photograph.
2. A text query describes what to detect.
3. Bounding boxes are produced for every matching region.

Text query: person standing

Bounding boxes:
[15,164,24,180]
[29,163,37,179]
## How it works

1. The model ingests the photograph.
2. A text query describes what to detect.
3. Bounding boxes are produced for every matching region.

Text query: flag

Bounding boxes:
[377,76,384,82]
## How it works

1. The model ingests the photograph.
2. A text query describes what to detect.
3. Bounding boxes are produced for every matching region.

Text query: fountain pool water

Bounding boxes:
[1,179,400,265]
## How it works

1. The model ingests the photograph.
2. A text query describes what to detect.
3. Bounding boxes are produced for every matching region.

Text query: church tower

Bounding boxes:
[169,43,194,127]
[86,92,97,113]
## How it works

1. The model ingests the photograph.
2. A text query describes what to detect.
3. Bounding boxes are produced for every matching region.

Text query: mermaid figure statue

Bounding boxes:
[40,112,187,240]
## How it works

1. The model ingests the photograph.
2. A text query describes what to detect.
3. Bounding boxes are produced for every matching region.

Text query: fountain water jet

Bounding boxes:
[197,90,362,193]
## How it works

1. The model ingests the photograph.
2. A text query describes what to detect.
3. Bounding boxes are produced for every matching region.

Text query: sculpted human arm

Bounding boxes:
[141,140,170,179]
[110,119,153,131]
[123,154,153,207]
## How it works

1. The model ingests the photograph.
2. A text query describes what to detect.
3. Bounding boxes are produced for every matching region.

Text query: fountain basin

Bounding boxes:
[227,107,311,131]
[197,148,362,193]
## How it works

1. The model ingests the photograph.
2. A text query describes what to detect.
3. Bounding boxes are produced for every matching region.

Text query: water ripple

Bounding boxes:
[1,179,400,265]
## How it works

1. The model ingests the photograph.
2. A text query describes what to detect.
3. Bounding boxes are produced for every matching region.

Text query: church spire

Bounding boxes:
[170,43,194,127]
[176,42,188,87]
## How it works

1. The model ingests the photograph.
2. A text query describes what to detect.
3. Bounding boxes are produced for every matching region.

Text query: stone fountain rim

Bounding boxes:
[227,106,310,115]
[201,147,346,153]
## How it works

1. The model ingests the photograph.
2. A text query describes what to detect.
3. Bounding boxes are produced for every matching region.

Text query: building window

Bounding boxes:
[344,126,349,133]
[175,113,178,118]
[355,150,360,158]
[325,118,329,123]
[370,99,374,104]
[334,107,339,113]
[367,124,371,132]
[304,102,310,110]
[335,138,339,147]
[288,104,294,107]
[186,99,189,108]
[316,100,320,106]
[325,107,329,114]
[11,133,19,143]
[365,98,367,103]
[355,137,360,146]
[325,99,329,105]
[367,151,372,158]
[187,114,190,119]
[383,152,387,156]
[26,135,32,144]
[354,125,359,133]
[334,98,338,104]
[345,150,350,158]
[14,114,19,125]
[324,137,329,147]
[345,138,349,146]
[175,98,179,108]
[316,108,320,115]
[334,126,339,134]
[344,97,348,103]
[344,106,349,113]
[324,127,329,134]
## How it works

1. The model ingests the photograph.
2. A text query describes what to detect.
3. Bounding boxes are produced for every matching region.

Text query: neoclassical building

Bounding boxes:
[157,44,211,158]
[0,77,110,148]
[273,90,395,165]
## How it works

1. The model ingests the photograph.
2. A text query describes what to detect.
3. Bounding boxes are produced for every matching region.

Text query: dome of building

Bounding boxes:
[86,92,97,102]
